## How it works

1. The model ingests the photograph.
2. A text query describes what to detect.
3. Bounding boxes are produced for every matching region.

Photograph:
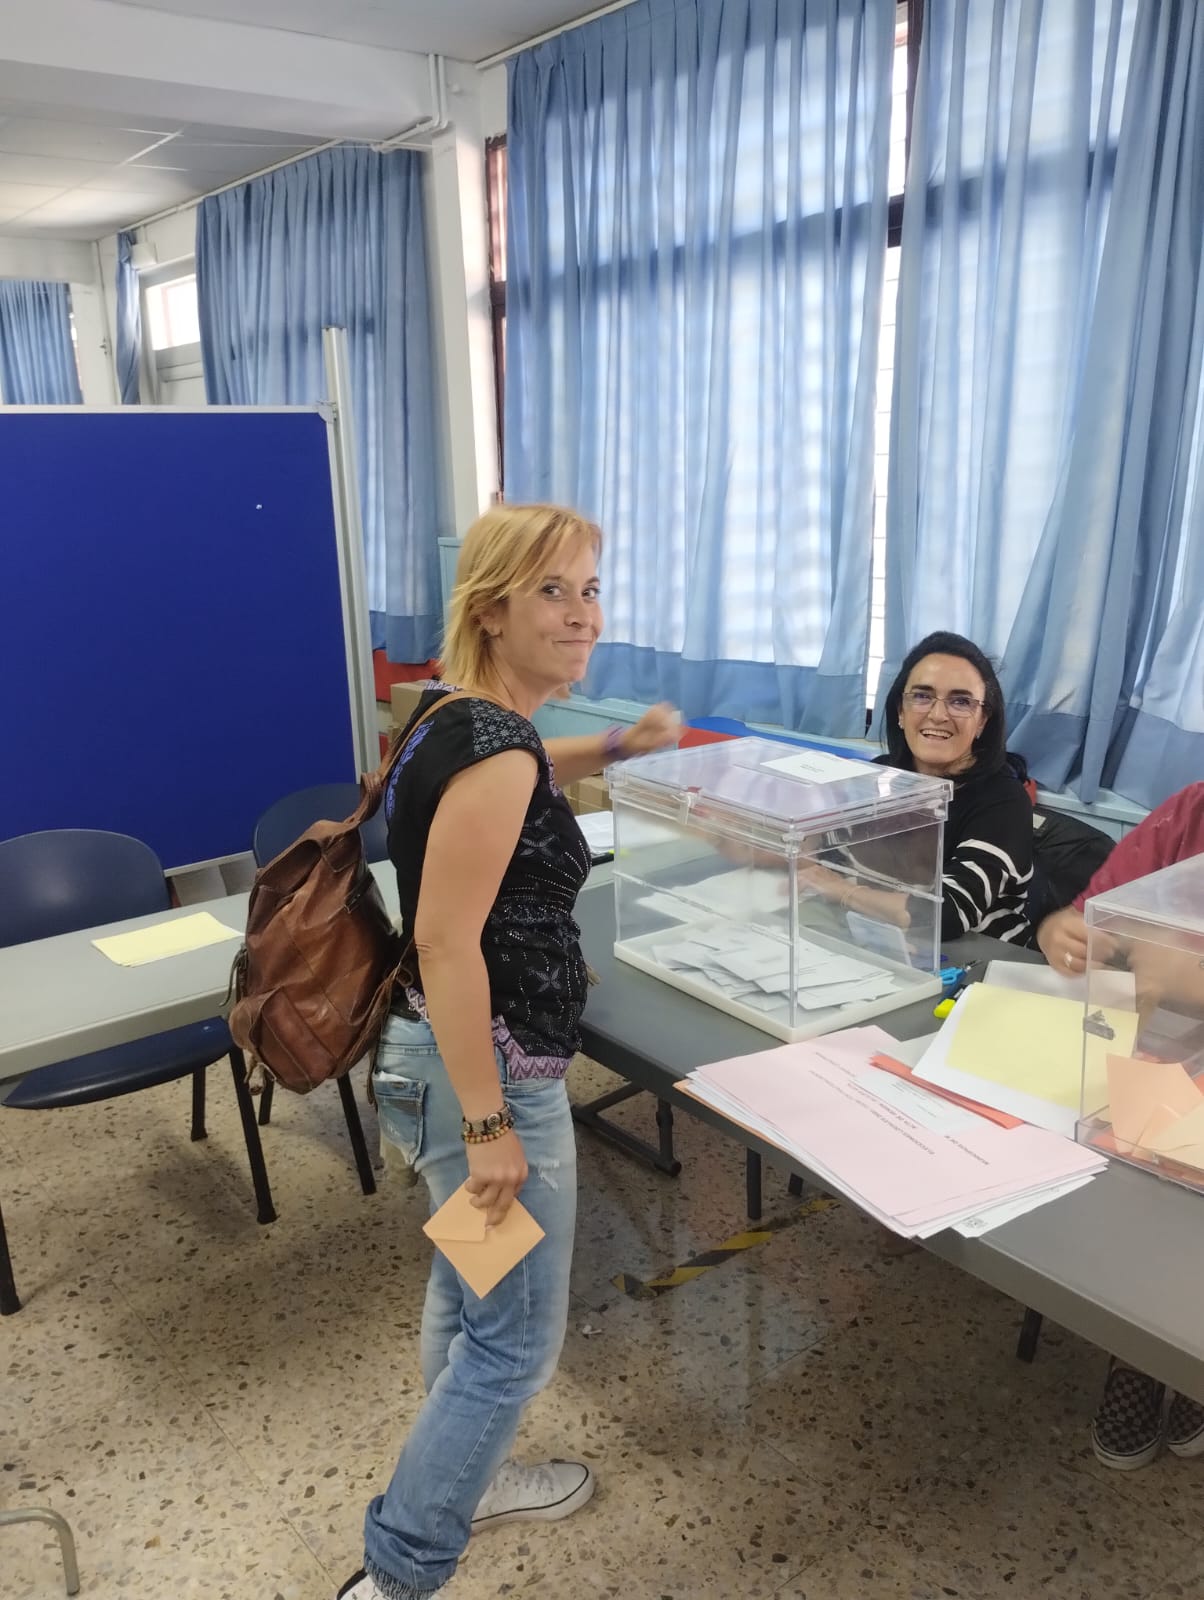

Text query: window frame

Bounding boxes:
[138,261,203,402]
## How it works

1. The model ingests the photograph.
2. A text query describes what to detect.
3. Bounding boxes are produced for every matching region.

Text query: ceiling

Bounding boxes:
[111,0,612,61]
[0,0,616,244]
[0,102,323,239]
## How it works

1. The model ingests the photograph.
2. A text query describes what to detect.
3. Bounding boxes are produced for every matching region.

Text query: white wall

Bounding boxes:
[0,237,96,282]
[479,64,508,138]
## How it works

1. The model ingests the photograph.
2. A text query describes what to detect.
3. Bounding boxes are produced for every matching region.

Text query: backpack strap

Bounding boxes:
[352,688,470,825]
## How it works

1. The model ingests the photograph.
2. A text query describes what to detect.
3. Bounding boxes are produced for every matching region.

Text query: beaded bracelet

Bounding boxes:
[462,1125,512,1145]
[461,1105,515,1144]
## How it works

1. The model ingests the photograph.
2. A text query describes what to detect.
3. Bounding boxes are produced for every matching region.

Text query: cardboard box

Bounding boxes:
[568,775,611,815]
[390,680,427,726]
[577,775,610,811]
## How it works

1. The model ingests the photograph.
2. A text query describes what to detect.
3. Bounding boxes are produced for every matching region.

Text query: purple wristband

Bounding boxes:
[603,725,626,763]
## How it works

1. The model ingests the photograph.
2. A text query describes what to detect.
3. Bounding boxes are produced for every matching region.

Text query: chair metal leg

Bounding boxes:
[1016,1307,1044,1363]
[787,1173,804,1198]
[227,1049,277,1224]
[0,1199,20,1315]
[257,1076,275,1127]
[746,1150,763,1222]
[337,1072,376,1196]
[190,1067,207,1141]
[0,1506,80,1594]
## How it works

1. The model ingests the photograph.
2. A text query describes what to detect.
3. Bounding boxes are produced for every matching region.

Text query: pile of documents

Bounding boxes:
[681,1023,1106,1239]
[910,962,1138,1138]
[911,961,1204,1188]
[647,926,899,1014]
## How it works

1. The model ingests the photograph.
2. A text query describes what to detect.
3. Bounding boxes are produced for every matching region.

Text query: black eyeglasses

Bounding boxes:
[902,689,984,720]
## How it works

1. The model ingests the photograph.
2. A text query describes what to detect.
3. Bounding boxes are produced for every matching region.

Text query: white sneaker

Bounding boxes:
[471,1458,595,1532]
[335,1573,387,1600]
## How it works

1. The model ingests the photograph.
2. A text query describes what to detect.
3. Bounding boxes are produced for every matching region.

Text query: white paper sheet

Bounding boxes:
[762,749,874,785]
[576,811,615,856]
[951,1174,1097,1237]
[983,961,1137,1010]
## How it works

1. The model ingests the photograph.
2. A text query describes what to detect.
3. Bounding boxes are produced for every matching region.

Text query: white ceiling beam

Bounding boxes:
[0,0,435,138]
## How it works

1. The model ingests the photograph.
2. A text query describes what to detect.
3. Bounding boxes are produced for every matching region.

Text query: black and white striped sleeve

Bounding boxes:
[941,791,1034,944]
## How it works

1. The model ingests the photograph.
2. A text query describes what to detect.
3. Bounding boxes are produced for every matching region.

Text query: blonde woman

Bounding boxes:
[340,506,677,1600]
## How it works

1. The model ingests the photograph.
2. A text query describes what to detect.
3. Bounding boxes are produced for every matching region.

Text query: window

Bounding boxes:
[145,273,200,351]
[486,2,920,721]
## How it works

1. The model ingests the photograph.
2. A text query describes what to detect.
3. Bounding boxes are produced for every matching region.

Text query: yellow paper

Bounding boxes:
[422,1182,545,1298]
[92,912,243,967]
[1106,1056,1204,1149]
[946,985,1137,1110]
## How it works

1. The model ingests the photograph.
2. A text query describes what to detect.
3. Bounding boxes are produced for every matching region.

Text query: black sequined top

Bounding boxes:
[384,685,591,1079]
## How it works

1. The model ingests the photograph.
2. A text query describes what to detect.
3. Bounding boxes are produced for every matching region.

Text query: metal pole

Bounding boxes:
[322,327,379,775]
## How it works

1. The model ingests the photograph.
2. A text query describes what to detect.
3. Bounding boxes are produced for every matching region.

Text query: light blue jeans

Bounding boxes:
[363,1014,578,1598]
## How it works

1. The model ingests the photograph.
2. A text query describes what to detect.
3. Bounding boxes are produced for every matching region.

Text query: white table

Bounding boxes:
[3,871,1202,1405]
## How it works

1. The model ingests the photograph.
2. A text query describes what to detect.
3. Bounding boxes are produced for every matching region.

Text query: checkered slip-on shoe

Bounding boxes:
[1167,1391,1204,1459]
[1091,1362,1166,1471]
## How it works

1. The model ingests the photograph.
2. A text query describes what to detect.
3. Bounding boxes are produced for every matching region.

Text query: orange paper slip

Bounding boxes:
[1106,1056,1204,1150]
[422,1183,545,1298]
[870,1053,1023,1129]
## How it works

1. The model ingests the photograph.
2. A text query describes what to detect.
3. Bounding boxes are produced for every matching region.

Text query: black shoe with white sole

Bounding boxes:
[1091,1361,1165,1471]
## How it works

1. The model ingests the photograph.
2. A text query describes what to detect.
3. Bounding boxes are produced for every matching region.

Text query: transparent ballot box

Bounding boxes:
[1079,853,1204,1195]
[607,739,950,1042]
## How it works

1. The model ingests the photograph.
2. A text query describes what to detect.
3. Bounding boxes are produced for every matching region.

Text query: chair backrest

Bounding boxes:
[0,829,169,948]
[252,782,389,868]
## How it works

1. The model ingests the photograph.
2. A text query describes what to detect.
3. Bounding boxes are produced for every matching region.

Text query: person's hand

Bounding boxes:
[1037,906,1089,976]
[797,862,849,902]
[619,703,680,758]
[465,1130,528,1227]
[1128,941,1204,1020]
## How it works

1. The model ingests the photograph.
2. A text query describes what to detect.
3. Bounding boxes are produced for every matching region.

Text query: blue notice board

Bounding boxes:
[0,409,358,869]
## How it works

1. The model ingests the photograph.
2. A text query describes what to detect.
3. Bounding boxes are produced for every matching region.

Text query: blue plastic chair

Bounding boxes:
[253,781,388,869]
[249,784,386,1196]
[0,829,276,1315]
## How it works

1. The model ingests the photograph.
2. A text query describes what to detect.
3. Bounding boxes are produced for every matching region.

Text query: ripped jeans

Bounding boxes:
[364,1013,577,1599]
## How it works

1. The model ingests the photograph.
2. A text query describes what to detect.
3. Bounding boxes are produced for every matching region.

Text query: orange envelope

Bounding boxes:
[422,1182,545,1298]
[1106,1055,1204,1151]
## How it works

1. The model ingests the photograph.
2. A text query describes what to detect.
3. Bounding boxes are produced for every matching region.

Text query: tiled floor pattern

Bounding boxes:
[2,1055,1201,1599]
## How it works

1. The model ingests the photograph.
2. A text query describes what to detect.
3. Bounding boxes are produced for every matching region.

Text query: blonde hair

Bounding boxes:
[439,504,602,689]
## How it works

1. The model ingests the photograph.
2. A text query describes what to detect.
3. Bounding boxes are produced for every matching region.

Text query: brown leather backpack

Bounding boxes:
[227,692,461,1093]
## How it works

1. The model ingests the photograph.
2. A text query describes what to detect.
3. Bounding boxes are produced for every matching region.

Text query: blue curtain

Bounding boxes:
[116,231,141,405]
[0,281,83,405]
[505,0,894,735]
[885,0,1204,807]
[1007,0,1204,806]
[196,145,442,662]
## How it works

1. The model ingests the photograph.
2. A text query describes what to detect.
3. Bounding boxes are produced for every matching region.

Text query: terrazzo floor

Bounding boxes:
[2,1054,1201,1600]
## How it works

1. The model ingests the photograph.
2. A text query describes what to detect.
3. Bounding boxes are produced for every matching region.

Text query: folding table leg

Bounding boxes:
[1016,1307,1044,1363]
[572,1083,682,1176]
[745,1150,763,1222]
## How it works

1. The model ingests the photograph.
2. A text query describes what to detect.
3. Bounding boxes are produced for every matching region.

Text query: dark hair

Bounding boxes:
[880,630,1008,773]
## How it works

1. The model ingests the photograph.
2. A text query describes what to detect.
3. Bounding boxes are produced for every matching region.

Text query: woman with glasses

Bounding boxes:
[876,631,1033,944]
